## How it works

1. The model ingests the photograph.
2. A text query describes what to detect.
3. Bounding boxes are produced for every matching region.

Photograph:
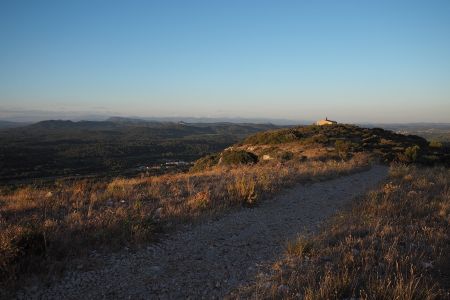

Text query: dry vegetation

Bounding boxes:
[3,124,447,295]
[239,124,450,166]
[236,164,450,299]
[0,153,370,287]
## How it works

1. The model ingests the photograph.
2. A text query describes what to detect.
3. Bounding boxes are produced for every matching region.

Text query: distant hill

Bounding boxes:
[0,110,304,125]
[27,120,119,130]
[361,123,450,143]
[0,120,279,182]
[0,120,29,129]
[106,116,157,125]
[138,116,303,125]
[20,119,282,138]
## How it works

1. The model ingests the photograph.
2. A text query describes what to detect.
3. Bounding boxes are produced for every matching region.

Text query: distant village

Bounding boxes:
[135,160,194,173]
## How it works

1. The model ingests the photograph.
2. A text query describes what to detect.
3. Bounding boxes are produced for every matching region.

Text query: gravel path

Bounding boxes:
[18,165,388,299]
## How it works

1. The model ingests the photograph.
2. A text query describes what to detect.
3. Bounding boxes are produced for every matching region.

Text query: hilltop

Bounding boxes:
[192,124,449,172]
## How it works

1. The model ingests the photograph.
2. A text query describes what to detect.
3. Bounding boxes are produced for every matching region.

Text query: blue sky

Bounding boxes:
[1,0,450,122]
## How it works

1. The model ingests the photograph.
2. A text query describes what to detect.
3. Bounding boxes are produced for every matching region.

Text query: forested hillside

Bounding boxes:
[0,119,277,182]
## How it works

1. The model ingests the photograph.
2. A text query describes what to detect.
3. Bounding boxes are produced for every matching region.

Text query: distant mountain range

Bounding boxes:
[0,110,304,125]
[0,117,303,128]
[0,120,31,129]
[1,117,450,142]
[0,116,301,130]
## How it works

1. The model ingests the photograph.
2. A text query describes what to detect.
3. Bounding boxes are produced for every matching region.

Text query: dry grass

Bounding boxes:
[237,164,450,299]
[285,235,314,258]
[236,143,337,162]
[0,153,370,287]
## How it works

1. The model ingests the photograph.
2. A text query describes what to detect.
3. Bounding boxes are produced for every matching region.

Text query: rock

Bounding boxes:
[150,266,161,272]
[320,256,332,262]
[262,154,272,160]
[259,281,271,289]
[277,284,289,294]
[407,190,418,197]
[421,261,433,269]
[154,207,163,218]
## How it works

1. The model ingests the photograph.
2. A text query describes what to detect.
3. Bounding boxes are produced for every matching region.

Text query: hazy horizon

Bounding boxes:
[1,1,450,123]
[2,108,450,126]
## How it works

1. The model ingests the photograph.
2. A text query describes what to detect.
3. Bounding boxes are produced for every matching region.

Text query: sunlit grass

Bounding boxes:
[0,153,370,287]
[237,164,450,299]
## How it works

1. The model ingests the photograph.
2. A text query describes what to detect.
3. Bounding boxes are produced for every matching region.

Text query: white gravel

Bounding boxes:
[16,165,388,299]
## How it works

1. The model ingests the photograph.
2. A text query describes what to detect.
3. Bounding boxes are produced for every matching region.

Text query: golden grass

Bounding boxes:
[236,164,450,299]
[0,153,370,286]
[236,143,336,162]
[285,235,314,258]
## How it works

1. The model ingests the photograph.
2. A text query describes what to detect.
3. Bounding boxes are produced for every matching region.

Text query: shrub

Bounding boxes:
[335,140,352,160]
[285,235,313,257]
[279,151,294,162]
[227,175,258,206]
[311,134,329,144]
[429,140,443,149]
[404,145,420,162]
[298,155,307,162]
[243,129,301,145]
[220,150,258,166]
[0,226,46,282]
[190,154,220,172]
[187,190,210,210]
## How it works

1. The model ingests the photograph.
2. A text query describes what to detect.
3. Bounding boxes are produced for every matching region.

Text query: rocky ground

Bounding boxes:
[16,165,388,299]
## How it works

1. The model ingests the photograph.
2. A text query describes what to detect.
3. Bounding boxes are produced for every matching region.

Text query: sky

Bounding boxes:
[1,0,450,123]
